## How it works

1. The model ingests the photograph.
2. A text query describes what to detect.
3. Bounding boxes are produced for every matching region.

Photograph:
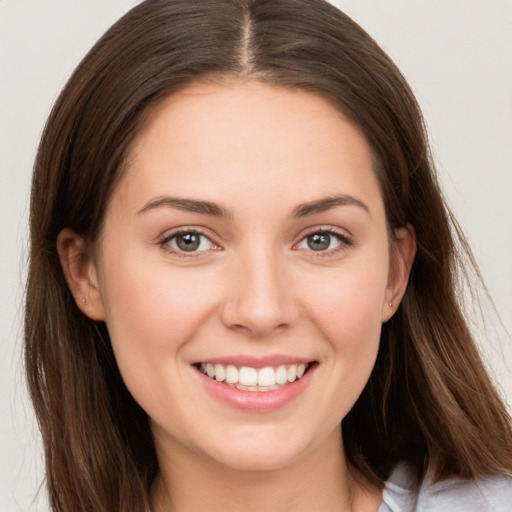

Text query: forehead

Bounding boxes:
[111,79,383,217]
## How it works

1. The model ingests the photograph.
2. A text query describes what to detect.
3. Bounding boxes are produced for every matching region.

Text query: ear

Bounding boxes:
[382,224,416,322]
[56,228,106,321]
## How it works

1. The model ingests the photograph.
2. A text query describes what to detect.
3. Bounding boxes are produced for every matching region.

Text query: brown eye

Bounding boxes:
[166,232,214,253]
[176,233,201,251]
[296,230,349,253]
[306,232,331,251]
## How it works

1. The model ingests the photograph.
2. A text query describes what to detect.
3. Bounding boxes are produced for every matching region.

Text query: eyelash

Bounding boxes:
[158,227,352,257]
[294,227,352,257]
[158,228,219,257]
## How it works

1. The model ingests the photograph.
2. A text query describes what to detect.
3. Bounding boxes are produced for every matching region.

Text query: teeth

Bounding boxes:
[225,365,238,384]
[239,367,258,386]
[287,365,297,382]
[275,365,288,385]
[257,367,275,387]
[214,364,226,382]
[199,362,309,390]
[235,383,280,392]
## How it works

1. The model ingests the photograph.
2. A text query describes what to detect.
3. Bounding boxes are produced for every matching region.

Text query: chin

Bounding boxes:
[208,446,306,473]
[194,424,324,473]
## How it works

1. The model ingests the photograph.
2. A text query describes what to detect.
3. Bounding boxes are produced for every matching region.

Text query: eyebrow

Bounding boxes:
[137,193,369,218]
[137,196,231,217]
[292,195,370,217]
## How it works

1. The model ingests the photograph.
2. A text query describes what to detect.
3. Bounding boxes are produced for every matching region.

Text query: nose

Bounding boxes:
[220,248,298,338]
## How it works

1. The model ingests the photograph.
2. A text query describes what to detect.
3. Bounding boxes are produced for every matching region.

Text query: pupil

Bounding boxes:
[307,232,330,251]
[177,233,200,251]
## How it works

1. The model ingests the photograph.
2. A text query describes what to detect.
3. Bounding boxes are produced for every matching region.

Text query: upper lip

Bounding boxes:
[192,355,316,369]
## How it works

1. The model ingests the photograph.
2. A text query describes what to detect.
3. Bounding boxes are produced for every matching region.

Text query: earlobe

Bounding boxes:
[56,228,106,321]
[382,224,416,322]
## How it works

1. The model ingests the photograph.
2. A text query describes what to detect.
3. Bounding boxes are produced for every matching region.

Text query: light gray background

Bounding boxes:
[1,1,510,510]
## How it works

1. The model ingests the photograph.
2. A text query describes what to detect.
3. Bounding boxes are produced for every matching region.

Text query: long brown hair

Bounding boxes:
[25,0,512,510]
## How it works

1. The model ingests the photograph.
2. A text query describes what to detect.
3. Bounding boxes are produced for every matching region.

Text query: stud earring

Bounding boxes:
[82,298,87,305]
[388,302,393,308]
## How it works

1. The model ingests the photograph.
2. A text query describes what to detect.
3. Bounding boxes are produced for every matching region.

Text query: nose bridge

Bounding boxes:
[222,242,296,337]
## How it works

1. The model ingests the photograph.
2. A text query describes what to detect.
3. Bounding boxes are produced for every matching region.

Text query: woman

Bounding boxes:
[25,0,512,510]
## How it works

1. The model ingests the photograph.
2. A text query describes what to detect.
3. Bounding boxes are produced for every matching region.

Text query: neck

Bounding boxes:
[151,428,382,512]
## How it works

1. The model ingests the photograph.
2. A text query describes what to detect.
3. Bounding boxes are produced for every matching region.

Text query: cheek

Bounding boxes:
[304,261,388,343]
[96,249,225,423]
[97,244,221,379]
[299,261,387,408]
[102,254,206,333]
[324,281,383,379]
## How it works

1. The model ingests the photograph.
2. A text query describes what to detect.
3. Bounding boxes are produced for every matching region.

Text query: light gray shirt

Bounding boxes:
[378,462,512,511]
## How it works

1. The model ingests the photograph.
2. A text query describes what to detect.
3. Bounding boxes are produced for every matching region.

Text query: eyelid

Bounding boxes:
[156,224,352,257]
[293,225,353,254]
[299,224,352,238]
[158,226,223,255]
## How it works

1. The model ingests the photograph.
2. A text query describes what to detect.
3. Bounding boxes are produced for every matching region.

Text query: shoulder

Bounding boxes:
[379,462,512,512]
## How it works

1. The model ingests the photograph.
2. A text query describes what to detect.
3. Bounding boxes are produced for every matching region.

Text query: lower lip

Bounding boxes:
[194,364,317,412]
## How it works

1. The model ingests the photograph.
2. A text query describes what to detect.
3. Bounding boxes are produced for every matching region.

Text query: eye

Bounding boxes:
[296,230,350,252]
[162,230,216,253]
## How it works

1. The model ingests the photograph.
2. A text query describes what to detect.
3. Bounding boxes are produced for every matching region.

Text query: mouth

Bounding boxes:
[195,361,316,392]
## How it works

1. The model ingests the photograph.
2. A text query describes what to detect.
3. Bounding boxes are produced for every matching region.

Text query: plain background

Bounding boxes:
[1,1,511,510]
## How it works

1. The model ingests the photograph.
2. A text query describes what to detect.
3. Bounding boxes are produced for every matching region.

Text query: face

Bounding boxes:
[69,80,412,472]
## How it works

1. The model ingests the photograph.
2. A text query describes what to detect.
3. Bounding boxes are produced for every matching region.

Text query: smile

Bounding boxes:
[198,362,309,391]
[194,357,318,411]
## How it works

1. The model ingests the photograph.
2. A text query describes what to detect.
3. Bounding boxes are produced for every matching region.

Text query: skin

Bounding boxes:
[58,80,415,511]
